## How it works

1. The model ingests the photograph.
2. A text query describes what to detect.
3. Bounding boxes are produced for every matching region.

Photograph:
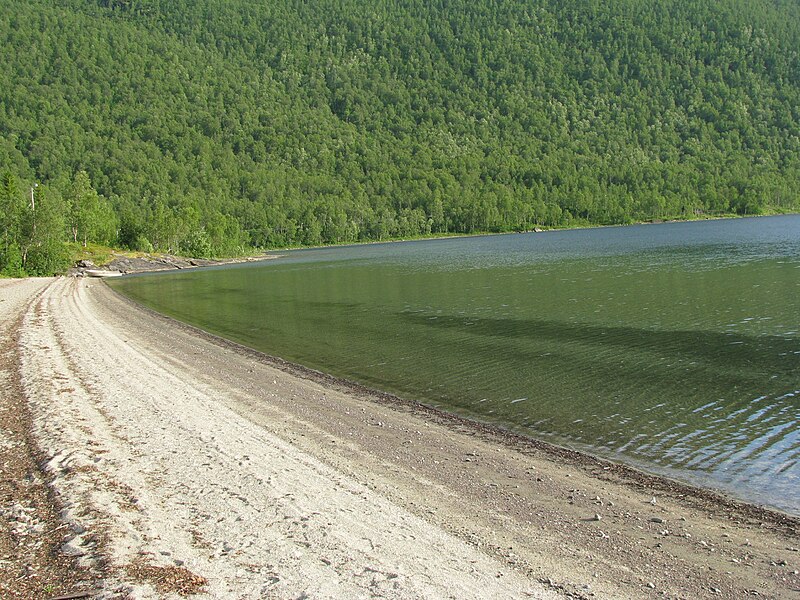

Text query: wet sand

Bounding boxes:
[1,277,798,599]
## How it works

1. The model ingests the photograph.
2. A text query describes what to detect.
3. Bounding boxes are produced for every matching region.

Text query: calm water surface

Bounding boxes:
[110,216,800,514]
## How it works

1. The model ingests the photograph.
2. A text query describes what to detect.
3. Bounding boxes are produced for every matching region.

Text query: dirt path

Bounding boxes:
[3,276,799,598]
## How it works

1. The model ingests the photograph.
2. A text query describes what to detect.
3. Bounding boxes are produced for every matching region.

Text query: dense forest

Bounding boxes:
[2,0,799,274]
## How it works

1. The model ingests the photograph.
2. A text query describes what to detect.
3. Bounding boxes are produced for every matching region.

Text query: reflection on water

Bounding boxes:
[110,216,800,514]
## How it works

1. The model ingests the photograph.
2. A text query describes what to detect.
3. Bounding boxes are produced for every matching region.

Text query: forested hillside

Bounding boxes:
[2,0,799,273]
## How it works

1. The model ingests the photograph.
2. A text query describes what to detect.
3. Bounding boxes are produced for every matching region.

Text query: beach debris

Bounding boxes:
[646,582,655,589]
[592,513,602,521]
[650,517,665,524]
[650,496,657,505]
[60,541,86,557]
[771,559,788,566]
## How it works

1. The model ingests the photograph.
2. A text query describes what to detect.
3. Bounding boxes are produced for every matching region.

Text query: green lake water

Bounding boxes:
[109,215,800,514]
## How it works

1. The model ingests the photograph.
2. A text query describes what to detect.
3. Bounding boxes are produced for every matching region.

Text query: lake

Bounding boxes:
[109,215,800,514]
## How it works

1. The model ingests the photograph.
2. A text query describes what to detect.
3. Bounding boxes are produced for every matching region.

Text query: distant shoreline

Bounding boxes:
[259,211,789,253]
[81,211,797,277]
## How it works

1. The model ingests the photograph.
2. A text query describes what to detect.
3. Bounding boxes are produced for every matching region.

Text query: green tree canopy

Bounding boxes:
[0,0,798,265]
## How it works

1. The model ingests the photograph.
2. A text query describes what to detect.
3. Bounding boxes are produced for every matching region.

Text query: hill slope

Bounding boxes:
[1,0,799,268]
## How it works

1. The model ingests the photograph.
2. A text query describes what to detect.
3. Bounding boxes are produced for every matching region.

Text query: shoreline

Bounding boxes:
[1,277,798,598]
[110,280,800,527]
[104,212,800,519]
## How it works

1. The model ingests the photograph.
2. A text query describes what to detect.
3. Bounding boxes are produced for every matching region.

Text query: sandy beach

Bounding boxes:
[1,276,798,599]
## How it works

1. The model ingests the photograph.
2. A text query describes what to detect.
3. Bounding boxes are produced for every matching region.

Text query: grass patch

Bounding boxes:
[65,242,146,267]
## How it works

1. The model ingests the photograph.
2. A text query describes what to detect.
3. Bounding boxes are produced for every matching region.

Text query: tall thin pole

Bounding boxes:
[30,183,37,238]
